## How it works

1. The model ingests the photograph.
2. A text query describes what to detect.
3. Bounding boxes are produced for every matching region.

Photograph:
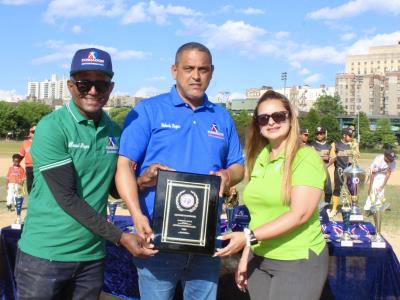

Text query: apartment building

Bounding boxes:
[27,74,69,104]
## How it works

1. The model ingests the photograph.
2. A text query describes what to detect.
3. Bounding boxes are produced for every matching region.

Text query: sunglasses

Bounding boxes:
[71,79,112,95]
[256,111,288,126]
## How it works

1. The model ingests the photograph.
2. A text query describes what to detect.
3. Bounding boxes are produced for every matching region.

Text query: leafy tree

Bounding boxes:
[109,107,130,129]
[231,110,252,146]
[371,118,397,148]
[0,101,20,138]
[312,95,345,117]
[15,102,52,137]
[320,115,341,143]
[300,109,320,141]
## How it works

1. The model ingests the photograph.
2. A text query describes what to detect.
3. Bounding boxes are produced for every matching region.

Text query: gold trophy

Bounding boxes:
[369,192,387,248]
[342,140,367,222]
[224,187,239,232]
[339,188,353,246]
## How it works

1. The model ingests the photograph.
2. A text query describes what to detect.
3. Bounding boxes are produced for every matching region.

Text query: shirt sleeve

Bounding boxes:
[292,147,326,189]
[119,102,151,163]
[31,117,72,171]
[19,142,25,158]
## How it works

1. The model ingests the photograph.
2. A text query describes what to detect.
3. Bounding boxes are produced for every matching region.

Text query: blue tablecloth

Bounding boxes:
[1,217,400,300]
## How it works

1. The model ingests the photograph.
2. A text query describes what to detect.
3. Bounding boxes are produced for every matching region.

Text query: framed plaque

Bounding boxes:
[152,170,221,255]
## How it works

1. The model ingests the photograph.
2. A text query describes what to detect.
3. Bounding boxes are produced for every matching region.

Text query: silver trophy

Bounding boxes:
[340,189,352,242]
[370,192,387,246]
[107,200,120,224]
[342,141,368,220]
[11,195,24,229]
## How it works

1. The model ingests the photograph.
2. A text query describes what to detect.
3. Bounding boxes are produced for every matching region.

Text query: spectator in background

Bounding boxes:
[364,149,397,212]
[19,124,35,194]
[310,126,333,206]
[300,128,309,145]
[6,153,26,211]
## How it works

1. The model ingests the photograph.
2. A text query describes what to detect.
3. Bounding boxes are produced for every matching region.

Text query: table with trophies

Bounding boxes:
[1,166,400,300]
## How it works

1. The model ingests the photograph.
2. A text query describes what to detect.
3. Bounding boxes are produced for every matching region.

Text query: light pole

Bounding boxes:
[355,75,363,144]
[281,72,287,97]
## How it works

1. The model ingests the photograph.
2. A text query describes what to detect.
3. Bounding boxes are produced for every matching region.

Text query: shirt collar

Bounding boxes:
[67,100,109,127]
[258,144,285,166]
[170,85,214,110]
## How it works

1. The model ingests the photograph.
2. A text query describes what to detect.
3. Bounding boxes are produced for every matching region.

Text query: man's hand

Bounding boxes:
[209,169,231,197]
[213,232,246,257]
[119,232,158,258]
[137,163,174,190]
[133,213,153,240]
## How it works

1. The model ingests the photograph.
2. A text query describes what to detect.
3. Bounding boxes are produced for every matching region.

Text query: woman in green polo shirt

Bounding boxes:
[215,90,328,300]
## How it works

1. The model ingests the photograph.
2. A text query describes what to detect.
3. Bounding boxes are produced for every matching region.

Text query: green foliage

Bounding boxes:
[231,110,252,146]
[375,118,397,148]
[312,95,345,117]
[320,115,341,143]
[109,107,130,129]
[0,101,52,138]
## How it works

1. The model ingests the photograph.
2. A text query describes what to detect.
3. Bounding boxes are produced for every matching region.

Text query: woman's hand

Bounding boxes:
[214,232,246,257]
[235,246,250,292]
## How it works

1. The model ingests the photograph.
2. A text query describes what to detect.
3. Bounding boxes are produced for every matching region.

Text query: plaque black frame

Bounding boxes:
[152,170,221,255]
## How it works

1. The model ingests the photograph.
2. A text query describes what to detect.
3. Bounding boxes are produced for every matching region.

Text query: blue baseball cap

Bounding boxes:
[70,48,114,78]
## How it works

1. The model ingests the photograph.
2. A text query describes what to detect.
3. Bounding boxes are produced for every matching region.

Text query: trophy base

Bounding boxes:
[340,240,353,247]
[371,241,386,248]
[11,223,22,230]
[349,214,363,222]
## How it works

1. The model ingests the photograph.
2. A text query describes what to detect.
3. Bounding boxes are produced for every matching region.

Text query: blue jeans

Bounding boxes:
[133,252,221,300]
[15,249,104,300]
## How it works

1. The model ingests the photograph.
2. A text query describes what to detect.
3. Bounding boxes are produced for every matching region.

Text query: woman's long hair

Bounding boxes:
[245,90,301,205]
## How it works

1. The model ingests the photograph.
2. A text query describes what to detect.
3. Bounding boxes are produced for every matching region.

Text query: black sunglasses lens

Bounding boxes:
[256,115,269,126]
[271,112,287,123]
[75,80,111,94]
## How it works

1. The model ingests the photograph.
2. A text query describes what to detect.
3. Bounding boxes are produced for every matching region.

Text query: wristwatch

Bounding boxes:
[244,228,258,246]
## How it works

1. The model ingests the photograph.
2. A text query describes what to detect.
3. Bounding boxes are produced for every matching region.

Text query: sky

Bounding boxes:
[1,0,400,102]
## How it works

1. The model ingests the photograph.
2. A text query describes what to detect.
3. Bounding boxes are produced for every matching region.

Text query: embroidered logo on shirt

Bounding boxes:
[161,122,181,129]
[68,141,90,150]
[207,123,224,139]
[106,136,119,153]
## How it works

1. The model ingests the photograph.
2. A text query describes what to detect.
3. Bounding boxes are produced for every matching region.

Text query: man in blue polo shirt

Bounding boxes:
[116,42,245,299]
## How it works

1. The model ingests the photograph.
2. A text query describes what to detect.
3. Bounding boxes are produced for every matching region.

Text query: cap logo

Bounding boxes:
[81,51,105,67]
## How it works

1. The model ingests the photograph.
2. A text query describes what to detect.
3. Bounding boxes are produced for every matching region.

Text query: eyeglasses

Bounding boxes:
[71,79,112,95]
[256,111,288,126]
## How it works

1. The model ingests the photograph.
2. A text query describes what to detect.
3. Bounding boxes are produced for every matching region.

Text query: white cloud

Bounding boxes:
[346,31,400,55]
[290,61,302,69]
[303,73,323,84]
[134,86,159,98]
[299,68,310,75]
[341,32,356,41]
[289,45,345,64]
[219,5,233,13]
[122,0,201,25]
[71,25,82,34]
[0,0,41,5]
[44,0,123,23]
[0,90,23,101]
[32,40,150,65]
[205,20,266,50]
[239,7,265,15]
[275,31,290,40]
[307,0,400,20]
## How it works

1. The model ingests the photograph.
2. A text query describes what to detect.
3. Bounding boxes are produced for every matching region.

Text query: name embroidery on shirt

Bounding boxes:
[106,136,119,153]
[207,123,224,139]
[68,141,90,150]
[161,122,181,129]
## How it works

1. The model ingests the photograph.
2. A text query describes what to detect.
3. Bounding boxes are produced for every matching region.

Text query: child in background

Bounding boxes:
[6,154,26,211]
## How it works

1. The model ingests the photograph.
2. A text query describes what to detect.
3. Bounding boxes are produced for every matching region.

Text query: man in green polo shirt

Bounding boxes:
[15,48,156,300]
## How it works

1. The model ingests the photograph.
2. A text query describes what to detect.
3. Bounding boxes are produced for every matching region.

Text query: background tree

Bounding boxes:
[109,107,130,128]
[15,102,52,137]
[231,110,252,146]
[299,108,320,141]
[0,102,20,138]
[375,118,396,148]
[312,95,345,117]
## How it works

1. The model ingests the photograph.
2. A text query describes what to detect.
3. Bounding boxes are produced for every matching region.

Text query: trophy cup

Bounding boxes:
[342,140,367,222]
[224,187,239,232]
[340,188,353,246]
[11,187,24,230]
[370,192,387,248]
[107,200,120,224]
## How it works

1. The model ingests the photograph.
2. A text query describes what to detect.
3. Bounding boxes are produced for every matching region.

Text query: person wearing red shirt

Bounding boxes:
[6,154,26,211]
[19,124,35,194]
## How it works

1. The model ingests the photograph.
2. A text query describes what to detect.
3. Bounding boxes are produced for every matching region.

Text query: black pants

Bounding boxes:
[25,167,33,194]
[324,170,332,203]
[15,249,104,300]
